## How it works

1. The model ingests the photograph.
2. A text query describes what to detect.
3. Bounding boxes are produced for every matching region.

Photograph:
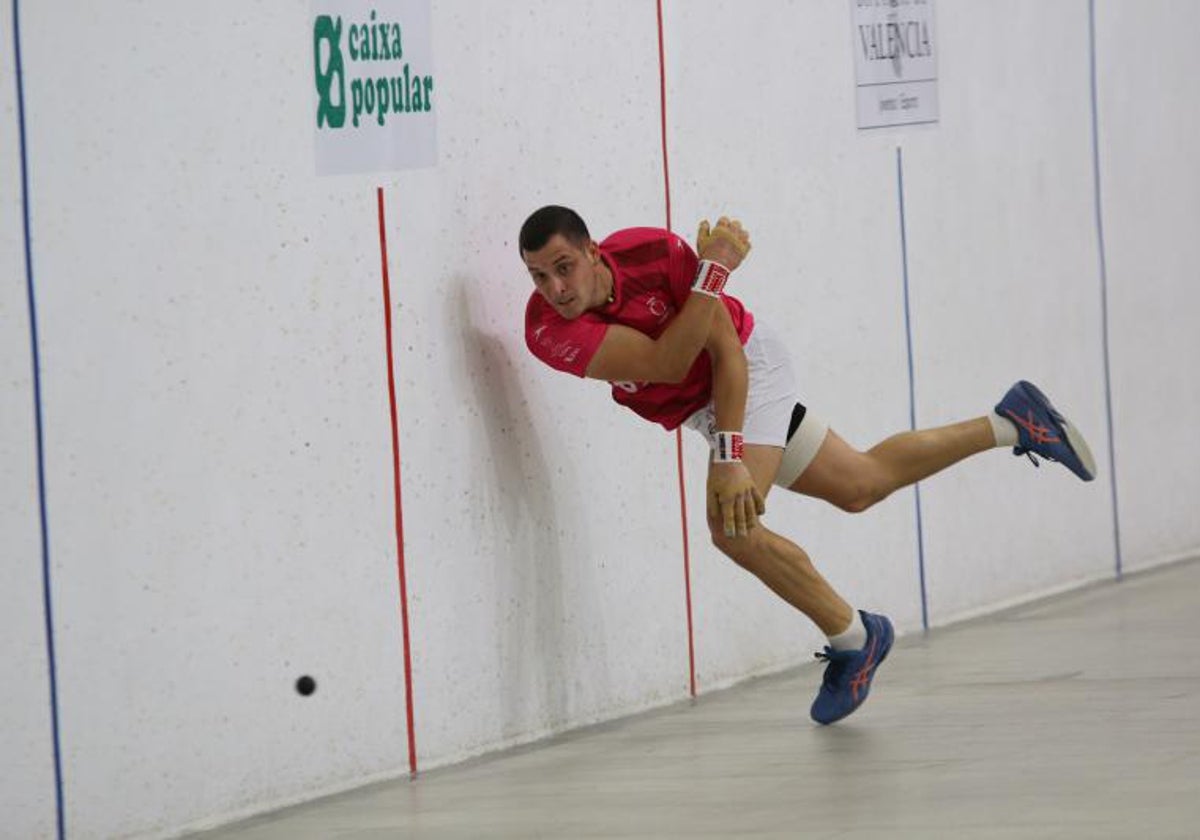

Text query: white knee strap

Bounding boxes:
[774,410,829,488]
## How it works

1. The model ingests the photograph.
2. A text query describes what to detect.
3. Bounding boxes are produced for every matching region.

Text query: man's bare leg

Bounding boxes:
[709,444,894,723]
[867,417,996,486]
[709,515,853,635]
[790,418,999,511]
[722,421,997,618]
[711,445,853,635]
[711,444,894,724]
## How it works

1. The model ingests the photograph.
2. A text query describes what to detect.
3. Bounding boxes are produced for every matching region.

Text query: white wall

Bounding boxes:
[397,0,692,769]
[3,1,1197,838]
[1096,0,1200,572]
[904,0,1115,620]
[11,4,412,837]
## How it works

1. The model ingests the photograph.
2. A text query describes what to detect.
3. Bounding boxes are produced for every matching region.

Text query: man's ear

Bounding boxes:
[585,239,600,263]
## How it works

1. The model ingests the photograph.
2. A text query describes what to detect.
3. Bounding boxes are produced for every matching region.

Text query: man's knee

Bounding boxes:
[708,522,742,556]
[804,446,895,513]
[833,472,893,513]
[837,483,887,513]
[708,518,767,566]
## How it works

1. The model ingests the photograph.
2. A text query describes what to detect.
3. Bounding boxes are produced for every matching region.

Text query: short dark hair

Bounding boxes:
[519,205,590,256]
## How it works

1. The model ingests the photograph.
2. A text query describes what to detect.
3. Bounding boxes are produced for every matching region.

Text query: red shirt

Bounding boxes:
[525,227,755,430]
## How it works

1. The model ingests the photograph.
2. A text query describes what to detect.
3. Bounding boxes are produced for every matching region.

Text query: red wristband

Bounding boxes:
[713,431,744,462]
[692,260,730,297]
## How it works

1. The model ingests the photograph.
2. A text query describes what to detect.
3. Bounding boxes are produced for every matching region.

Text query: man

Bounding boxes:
[520,205,1095,724]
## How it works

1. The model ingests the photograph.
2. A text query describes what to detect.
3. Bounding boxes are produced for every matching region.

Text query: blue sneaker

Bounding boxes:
[995,380,1096,481]
[810,611,894,725]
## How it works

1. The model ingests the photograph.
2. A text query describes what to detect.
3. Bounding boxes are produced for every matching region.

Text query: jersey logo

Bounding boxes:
[531,325,582,366]
[644,294,671,323]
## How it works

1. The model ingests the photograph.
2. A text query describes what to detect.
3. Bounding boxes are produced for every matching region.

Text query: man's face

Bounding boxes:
[523,234,603,320]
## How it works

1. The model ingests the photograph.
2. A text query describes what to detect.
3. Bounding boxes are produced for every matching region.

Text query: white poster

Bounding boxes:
[852,0,938,130]
[312,0,436,175]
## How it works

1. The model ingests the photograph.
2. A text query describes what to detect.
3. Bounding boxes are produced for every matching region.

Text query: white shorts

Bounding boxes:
[682,320,829,487]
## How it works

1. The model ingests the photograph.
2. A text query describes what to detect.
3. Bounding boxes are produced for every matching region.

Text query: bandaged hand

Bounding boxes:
[706,461,766,538]
[696,216,751,272]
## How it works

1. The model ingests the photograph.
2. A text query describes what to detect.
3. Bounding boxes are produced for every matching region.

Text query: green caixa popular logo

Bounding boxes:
[313,8,435,130]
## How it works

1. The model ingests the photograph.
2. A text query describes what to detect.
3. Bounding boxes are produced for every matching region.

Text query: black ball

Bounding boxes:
[295,675,317,696]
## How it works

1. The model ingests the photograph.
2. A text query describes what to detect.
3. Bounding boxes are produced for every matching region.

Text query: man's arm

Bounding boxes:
[705,305,765,537]
[584,217,749,384]
[706,306,749,436]
[584,295,720,383]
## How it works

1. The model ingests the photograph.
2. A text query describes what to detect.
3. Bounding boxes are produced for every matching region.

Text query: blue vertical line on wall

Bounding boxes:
[12,2,66,837]
[1087,0,1123,580]
[896,146,929,631]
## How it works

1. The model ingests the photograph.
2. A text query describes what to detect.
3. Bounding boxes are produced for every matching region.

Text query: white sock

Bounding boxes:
[828,611,867,652]
[989,412,1019,447]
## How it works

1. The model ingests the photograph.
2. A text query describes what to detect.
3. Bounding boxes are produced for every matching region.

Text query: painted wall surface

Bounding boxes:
[903,0,1116,621]
[12,4,410,837]
[3,2,1197,838]
[397,0,688,769]
[1095,1,1200,572]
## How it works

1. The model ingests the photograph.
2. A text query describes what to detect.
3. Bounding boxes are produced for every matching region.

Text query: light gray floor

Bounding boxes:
[196,559,1200,839]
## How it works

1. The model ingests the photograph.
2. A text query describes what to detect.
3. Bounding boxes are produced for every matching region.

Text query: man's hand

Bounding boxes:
[696,216,751,272]
[706,461,766,538]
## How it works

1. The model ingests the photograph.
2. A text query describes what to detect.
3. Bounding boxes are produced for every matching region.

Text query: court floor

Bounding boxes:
[196,558,1200,839]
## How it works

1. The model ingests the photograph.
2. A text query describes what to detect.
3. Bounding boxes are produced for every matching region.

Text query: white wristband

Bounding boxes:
[712,431,744,463]
[692,260,730,297]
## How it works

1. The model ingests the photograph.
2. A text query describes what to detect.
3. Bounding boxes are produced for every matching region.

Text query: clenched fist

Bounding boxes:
[696,216,751,271]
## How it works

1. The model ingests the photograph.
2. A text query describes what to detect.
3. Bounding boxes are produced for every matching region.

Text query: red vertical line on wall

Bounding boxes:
[377,186,418,776]
[656,0,696,699]
[676,429,696,699]
[655,0,673,234]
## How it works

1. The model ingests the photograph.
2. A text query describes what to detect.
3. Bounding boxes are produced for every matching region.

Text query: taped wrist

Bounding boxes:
[712,431,744,463]
[692,260,730,298]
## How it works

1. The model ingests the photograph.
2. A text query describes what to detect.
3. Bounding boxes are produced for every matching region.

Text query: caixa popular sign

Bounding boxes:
[312,0,436,174]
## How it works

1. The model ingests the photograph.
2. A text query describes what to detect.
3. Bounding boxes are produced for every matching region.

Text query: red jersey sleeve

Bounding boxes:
[665,231,700,309]
[525,294,609,378]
